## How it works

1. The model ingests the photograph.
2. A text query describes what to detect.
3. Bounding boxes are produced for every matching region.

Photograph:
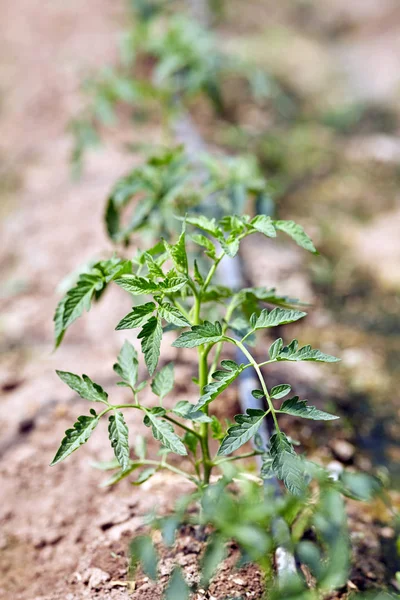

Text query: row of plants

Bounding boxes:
[51,1,394,597]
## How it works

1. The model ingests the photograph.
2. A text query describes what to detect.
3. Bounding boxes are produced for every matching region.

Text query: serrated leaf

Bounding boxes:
[108,411,130,471]
[165,567,190,600]
[56,371,109,404]
[274,220,317,254]
[217,409,266,455]
[254,308,307,330]
[195,361,244,410]
[115,275,160,295]
[55,272,105,343]
[113,340,139,389]
[159,303,190,327]
[172,321,223,348]
[151,363,174,401]
[163,230,188,274]
[138,316,163,375]
[159,276,188,293]
[115,302,156,330]
[144,411,187,455]
[191,233,217,258]
[269,432,306,496]
[172,401,212,423]
[277,343,340,363]
[185,214,220,237]
[270,384,291,399]
[278,397,338,421]
[50,415,99,465]
[250,215,276,238]
[218,234,240,257]
[193,260,204,285]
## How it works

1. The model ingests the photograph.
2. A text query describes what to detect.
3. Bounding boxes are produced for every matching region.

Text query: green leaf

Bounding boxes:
[159,303,190,327]
[54,297,67,348]
[164,567,190,600]
[172,401,212,423]
[218,234,240,258]
[254,308,307,330]
[151,363,174,401]
[113,340,139,389]
[210,416,224,440]
[144,411,187,455]
[277,342,340,363]
[132,467,157,485]
[100,462,142,487]
[159,276,188,293]
[115,275,159,295]
[274,220,317,254]
[108,411,130,471]
[200,535,227,588]
[183,431,198,455]
[269,432,306,496]
[185,214,220,237]
[191,233,217,259]
[115,302,156,330]
[50,415,99,466]
[250,215,276,238]
[138,316,163,375]
[270,384,291,399]
[56,371,109,404]
[163,230,188,274]
[55,272,105,345]
[130,535,158,581]
[278,397,338,421]
[195,360,244,410]
[269,338,283,359]
[217,409,266,455]
[172,321,223,348]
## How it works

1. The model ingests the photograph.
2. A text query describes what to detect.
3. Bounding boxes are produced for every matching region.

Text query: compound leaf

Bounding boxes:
[113,340,139,389]
[56,371,109,404]
[151,363,174,401]
[138,316,163,375]
[115,275,160,295]
[172,321,223,348]
[172,401,212,423]
[250,215,276,238]
[108,410,130,471]
[158,303,190,327]
[218,409,266,455]
[269,432,306,496]
[144,411,187,455]
[274,220,317,254]
[115,302,156,330]
[195,360,244,410]
[254,308,307,330]
[278,397,338,421]
[50,415,99,465]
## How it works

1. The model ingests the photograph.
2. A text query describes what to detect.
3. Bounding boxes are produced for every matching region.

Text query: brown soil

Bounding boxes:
[0,0,398,599]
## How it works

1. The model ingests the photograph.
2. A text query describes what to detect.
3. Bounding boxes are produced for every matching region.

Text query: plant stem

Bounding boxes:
[164,415,202,439]
[227,338,280,433]
[193,292,213,486]
[141,459,201,487]
[213,450,262,465]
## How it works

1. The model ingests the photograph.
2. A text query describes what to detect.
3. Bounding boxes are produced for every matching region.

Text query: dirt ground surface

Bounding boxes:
[1,1,399,599]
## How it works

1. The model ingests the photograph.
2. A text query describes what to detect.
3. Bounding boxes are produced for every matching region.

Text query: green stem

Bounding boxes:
[213,450,262,465]
[141,459,201,487]
[164,415,202,439]
[226,338,280,433]
[202,252,224,293]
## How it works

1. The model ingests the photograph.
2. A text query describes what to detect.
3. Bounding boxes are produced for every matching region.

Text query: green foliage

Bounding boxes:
[278,396,338,421]
[218,409,266,455]
[108,411,130,471]
[50,415,99,466]
[113,340,139,389]
[151,363,174,401]
[172,321,223,348]
[56,371,109,404]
